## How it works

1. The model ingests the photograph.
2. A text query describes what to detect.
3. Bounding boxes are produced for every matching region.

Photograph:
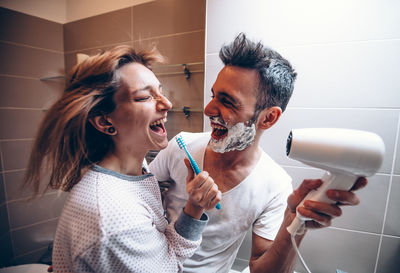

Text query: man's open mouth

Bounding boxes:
[150,117,167,135]
[211,122,228,140]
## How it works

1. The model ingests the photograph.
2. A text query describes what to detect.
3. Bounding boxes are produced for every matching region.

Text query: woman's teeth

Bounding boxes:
[150,117,167,127]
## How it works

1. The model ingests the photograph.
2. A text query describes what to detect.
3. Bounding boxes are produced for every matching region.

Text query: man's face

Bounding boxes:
[204,65,259,153]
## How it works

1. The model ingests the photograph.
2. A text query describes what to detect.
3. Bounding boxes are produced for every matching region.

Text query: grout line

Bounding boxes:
[0,138,34,143]
[64,29,204,54]
[64,40,132,55]
[0,40,64,54]
[0,106,45,111]
[10,216,59,232]
[0,74,40,81]
[13,244,50,260]
[1,168,27,174]
[132,29,204,43]
[373,112,400,273]
[6,190,60,205]
[328,226,384,237]
[131,6,134,45]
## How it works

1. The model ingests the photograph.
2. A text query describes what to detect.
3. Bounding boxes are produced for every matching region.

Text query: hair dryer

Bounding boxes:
[286,128,385,235]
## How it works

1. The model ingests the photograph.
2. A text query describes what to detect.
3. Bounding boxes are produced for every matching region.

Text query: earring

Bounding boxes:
[107,127,116,134]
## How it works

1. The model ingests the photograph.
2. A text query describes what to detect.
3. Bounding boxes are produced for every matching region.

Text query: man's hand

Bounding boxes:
[287,177,368,229]
[183,158,222,219]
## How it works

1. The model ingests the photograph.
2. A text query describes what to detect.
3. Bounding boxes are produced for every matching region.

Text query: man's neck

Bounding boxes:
[206,141,261,170]
[204,139,262,192]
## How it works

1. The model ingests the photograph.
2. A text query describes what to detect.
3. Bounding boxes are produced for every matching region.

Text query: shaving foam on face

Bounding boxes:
[210,120,256,153]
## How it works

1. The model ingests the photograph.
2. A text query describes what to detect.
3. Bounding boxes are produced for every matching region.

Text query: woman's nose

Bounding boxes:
[156,95,172,112]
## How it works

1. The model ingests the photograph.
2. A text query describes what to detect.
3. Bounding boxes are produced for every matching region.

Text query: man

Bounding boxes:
[149,33,366,273]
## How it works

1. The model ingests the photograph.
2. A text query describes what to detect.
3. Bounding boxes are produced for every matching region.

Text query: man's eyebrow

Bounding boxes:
[217,91,238,104]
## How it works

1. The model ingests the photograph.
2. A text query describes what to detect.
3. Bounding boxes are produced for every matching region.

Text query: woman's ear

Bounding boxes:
[89,116,117,135]
[256,106,282,130]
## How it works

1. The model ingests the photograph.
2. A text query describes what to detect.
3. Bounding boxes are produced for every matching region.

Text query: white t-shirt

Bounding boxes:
[52,165,208,273]
[149,132,293,272]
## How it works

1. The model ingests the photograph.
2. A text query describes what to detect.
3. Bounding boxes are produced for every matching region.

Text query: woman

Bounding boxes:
[24,45,222,272]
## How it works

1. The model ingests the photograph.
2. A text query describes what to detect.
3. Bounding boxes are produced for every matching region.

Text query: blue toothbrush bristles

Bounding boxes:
[175,134,221,210]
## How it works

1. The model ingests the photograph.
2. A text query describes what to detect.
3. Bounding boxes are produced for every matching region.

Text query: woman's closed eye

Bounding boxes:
[134,96,151,102]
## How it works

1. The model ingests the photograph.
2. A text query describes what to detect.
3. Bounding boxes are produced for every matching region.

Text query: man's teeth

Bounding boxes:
[150,117,167,126]
[211,124,227,130]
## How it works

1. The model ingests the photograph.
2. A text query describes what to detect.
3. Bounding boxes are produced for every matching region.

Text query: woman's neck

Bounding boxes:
[98,150,146,176]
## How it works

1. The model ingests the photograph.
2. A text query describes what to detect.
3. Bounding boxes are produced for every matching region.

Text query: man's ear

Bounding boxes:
[89,116,116,135]
[256,106,282,130]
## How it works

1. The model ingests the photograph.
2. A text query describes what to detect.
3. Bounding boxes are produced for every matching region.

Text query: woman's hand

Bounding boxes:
[183,158,222,219]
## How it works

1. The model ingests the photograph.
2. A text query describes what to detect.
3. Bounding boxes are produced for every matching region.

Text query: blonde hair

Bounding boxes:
[24,45,164,195]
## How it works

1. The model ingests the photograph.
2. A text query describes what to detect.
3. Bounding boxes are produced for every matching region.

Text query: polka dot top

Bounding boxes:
[52,165,208,273]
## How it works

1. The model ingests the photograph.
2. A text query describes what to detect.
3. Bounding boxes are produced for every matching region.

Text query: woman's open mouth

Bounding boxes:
[211,122,228,140]
[150,117,167,135]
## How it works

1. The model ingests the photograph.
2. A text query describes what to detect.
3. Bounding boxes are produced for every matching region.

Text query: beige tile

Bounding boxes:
[0,76,64,108]
[133,31,205,65]
[12,247,50,265]
[63,41,132,75]
[0,233,13,266]
[0,7,63,52]
[157,71,204,110]
[0,174,5,204]
[4,170,54,202]
[132,0,205,40]
[165,111,203,140]
[1,140,34,171]
[0,204,9,235]
[0,109,44,140]
[12,218,57,256]
[0,42,64,79]
[8,192,67,229]
[64,7,132,52]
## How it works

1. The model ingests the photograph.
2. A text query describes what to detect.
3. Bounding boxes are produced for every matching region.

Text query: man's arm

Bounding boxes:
[249,209,303,273]
[249,177,367,273]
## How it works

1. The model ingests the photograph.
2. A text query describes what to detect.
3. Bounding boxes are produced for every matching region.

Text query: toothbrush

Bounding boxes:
[176,134,221,210]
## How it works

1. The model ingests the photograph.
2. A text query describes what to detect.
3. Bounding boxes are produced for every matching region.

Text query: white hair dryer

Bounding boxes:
[286,128,385,235]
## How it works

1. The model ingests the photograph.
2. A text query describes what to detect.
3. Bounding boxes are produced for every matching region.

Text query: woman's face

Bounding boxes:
[108,62,172,153]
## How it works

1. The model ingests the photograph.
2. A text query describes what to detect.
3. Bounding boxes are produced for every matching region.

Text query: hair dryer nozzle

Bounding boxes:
[286,128,385,177]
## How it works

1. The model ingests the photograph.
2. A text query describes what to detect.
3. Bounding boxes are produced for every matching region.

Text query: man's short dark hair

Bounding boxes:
[219,33,297,120]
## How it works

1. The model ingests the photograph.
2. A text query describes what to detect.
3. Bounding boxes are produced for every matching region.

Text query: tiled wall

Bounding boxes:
[0,0,206,266]
[205,1,400,273]
[0,7,66,266]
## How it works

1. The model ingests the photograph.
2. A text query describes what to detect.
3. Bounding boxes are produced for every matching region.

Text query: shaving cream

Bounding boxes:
[209,119,256,153]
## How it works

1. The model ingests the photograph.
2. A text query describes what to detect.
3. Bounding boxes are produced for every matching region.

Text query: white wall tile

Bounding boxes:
[207,0,400,54]
[376,235,400,273]
[384,175,400,236]
[203,53,224,131]
[259,108,398,174]
[297,228,380,273]
[281,40,400,108]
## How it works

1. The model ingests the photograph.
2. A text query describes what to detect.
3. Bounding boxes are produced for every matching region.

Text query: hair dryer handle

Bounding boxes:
[287,172,358,234]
